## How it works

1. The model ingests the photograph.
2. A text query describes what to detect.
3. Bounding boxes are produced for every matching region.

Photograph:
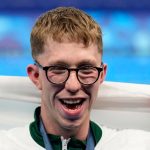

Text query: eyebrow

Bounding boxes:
[46,61,69,67]
[77,60,97,67]
[46,60,97,67]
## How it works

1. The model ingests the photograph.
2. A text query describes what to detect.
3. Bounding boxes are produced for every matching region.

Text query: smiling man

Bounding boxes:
[27,7,107,149]
[0,7,150,150]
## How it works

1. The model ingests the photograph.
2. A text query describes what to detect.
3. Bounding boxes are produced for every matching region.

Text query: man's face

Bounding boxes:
[31,39,106,133]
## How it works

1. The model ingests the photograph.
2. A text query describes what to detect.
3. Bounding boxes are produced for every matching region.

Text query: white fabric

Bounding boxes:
[0,126,44,150]
[0,76,150,149]
[95,126,150,150]
[0,76,150,130]
[0,125,150,150]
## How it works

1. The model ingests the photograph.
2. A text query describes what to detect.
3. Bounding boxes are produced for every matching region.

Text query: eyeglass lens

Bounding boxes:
[46,66,99,85]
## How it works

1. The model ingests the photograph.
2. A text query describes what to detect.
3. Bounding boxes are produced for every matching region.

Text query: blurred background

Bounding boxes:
[0,0,150,84]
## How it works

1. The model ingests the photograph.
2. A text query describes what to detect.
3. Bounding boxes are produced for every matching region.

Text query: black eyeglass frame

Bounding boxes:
[34,60,104,85]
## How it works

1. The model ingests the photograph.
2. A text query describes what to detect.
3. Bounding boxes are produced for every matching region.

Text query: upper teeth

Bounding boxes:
[61,99,82,104]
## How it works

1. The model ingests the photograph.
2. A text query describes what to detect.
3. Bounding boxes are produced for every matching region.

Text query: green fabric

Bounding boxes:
[29,107,102,150]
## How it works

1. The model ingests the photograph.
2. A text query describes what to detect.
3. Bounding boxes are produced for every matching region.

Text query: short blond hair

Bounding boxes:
[30,7,103,59]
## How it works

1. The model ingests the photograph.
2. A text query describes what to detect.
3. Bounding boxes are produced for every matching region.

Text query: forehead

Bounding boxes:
[37,39,102,66]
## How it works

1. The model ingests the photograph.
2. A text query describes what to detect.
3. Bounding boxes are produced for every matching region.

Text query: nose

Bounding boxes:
[65,71,81,93]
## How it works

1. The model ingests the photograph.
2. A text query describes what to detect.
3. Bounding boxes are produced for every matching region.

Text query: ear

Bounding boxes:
[27,64,42,90]
[99,64,107,84]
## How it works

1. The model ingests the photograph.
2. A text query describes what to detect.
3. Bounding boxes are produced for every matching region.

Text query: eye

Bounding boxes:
[79,66,96,74]
[48,66,67,74]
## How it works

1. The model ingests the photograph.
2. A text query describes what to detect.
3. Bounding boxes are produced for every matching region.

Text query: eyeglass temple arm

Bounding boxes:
[34,60,43,69]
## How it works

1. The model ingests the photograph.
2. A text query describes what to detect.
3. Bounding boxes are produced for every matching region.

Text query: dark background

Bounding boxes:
[0,0,150,11]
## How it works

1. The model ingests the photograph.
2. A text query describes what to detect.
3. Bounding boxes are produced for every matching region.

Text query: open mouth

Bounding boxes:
[59,99,85,110]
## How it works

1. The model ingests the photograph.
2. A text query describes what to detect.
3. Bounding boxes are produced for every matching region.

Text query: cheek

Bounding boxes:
[42,82,64,103]
[90,83,100,101]
[84,83,100,103]
[40,79,52,101]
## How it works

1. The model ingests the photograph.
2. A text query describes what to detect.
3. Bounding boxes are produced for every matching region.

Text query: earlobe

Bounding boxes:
[27,64,42,90]
[99,64,107,84]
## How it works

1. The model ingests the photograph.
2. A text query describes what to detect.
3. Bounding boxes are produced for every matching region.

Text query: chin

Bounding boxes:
[60,118,82,130]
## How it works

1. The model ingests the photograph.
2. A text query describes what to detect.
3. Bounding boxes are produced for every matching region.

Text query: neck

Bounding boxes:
[40,104,90,141]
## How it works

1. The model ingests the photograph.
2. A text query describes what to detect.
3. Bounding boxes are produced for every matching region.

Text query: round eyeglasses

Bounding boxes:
[35,60,103,85]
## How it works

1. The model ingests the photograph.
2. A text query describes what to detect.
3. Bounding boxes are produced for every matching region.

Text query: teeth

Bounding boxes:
[61,99,82,105]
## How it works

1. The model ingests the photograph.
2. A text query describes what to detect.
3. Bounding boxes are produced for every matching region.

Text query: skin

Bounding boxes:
[27,39,107,141]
